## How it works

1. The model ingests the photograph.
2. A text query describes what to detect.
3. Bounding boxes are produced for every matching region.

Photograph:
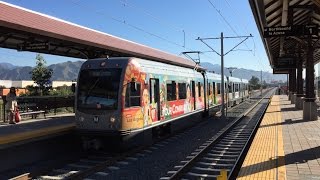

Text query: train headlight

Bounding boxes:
[110,117,116,124]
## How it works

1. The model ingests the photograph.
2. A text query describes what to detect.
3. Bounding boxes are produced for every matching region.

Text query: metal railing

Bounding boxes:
[1,95,75,122]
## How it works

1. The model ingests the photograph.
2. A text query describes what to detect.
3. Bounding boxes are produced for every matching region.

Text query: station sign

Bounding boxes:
[274,57,296,69]
[264,26,293,37]
[18,42,50,51]
[264,24,318,37]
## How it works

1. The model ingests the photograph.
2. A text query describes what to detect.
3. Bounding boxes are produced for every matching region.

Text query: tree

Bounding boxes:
[30,54,53,96]
[249,76,261,90]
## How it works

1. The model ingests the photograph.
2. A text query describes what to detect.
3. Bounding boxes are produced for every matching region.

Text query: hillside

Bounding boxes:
[0,61,286,82]
[0,61,83,81]
[200,62,286,82]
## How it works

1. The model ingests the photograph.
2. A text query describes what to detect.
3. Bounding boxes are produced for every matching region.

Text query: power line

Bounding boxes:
[69,0,217,61]
[197,33,253,118]
[119,0,186,48]
[223,0,270,70]
[207,0,269,70]
[118,0,213,52]
[119,0,184,33]
[69,0,188,49]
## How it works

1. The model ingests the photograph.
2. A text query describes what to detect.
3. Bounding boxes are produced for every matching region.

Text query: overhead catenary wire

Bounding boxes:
[207,0,269,71]
[69,0,214,61]
[224,0,270,70]
[69,0,189,50]
[118,0,215,59]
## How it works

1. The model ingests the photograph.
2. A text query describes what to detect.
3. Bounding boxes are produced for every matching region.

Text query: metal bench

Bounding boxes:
[20,110,46,119]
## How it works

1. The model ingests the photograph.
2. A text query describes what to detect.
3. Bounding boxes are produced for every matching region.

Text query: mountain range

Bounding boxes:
[0,61,286,83]
[200,62,286,83]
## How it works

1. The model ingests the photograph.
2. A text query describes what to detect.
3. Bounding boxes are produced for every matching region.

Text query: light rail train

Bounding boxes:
[74,57,250,148]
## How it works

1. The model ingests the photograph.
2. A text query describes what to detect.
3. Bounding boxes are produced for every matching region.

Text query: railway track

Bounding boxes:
[160,88,275,180]
[11,88,276,180]
[32,146,148,180]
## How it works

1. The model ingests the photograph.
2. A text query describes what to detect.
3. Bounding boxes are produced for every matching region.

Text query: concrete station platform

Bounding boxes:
[237,95,320,180]
[0,114,75,148]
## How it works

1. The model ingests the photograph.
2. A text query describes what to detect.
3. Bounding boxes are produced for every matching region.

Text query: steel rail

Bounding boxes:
[164,88,275,179]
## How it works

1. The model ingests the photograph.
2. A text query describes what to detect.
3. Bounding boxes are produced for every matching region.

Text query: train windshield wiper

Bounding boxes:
[84,78,100,104]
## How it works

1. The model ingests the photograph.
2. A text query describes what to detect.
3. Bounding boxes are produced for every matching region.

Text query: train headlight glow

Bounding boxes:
[110,117,116,124]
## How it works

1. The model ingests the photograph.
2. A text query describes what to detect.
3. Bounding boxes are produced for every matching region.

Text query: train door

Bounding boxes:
[150,78,160,121]
[191,81,196,110]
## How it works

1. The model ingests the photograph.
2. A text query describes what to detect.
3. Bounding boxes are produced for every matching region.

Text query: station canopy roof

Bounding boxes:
[249,0,320,73]
[0,2,204,71]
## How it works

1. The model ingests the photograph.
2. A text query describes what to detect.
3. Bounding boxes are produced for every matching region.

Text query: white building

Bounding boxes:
[12,80,35,88]
[0,80,12,88]
[51,81,74,88]
[0,80,74,88]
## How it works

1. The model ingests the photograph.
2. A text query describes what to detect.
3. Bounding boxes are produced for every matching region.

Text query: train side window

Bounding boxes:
[212,82,216,94]
[125,82,141,107]
[178,83,187,99]
[208,82,211,95]
[167,81,176,101]
[229,83,232,93]
[217,83,221,94]
[198,82,201,97]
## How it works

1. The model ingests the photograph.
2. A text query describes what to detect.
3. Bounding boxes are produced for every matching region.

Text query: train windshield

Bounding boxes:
[77,68,122,110]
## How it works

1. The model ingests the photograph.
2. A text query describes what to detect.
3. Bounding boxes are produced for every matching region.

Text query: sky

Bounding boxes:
[0,0,272,72]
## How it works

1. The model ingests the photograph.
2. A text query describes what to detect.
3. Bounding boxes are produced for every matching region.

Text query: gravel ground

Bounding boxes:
[87,117,232,179]
[87,99,260,180]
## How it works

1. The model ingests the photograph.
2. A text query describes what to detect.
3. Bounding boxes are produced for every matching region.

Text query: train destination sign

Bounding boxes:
[18,42,50,51]
[264,26,293,37]
[264,24,318,37]
[273,68,289,74]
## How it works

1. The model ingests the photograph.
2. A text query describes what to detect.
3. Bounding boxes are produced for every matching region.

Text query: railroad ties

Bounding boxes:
[161,89,276,179]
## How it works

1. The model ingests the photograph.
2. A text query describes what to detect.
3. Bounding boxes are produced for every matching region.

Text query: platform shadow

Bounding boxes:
[259,118,312,128]
[280,106,299,112]
[238,146,320,177]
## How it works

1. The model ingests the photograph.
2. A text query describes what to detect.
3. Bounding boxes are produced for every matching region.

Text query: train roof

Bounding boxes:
[228,76,242,83]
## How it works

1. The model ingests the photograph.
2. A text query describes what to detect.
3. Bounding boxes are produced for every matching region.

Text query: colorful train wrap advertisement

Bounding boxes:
[121,60,217,130]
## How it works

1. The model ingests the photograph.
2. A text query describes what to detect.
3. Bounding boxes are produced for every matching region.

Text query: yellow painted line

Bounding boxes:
[277,111,286,180]
[0,123,76,145]
[237,95,286,180]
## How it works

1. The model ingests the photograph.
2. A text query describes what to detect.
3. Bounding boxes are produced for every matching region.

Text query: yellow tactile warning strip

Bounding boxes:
[0,123,75,145]
[237,95,286,180]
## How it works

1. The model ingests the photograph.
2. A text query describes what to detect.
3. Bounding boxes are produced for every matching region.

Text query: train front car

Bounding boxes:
[75,58,128,149]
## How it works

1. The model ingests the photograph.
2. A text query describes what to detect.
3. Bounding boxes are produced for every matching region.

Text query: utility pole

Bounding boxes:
[197,33,252,119]
[261,70,262,96]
